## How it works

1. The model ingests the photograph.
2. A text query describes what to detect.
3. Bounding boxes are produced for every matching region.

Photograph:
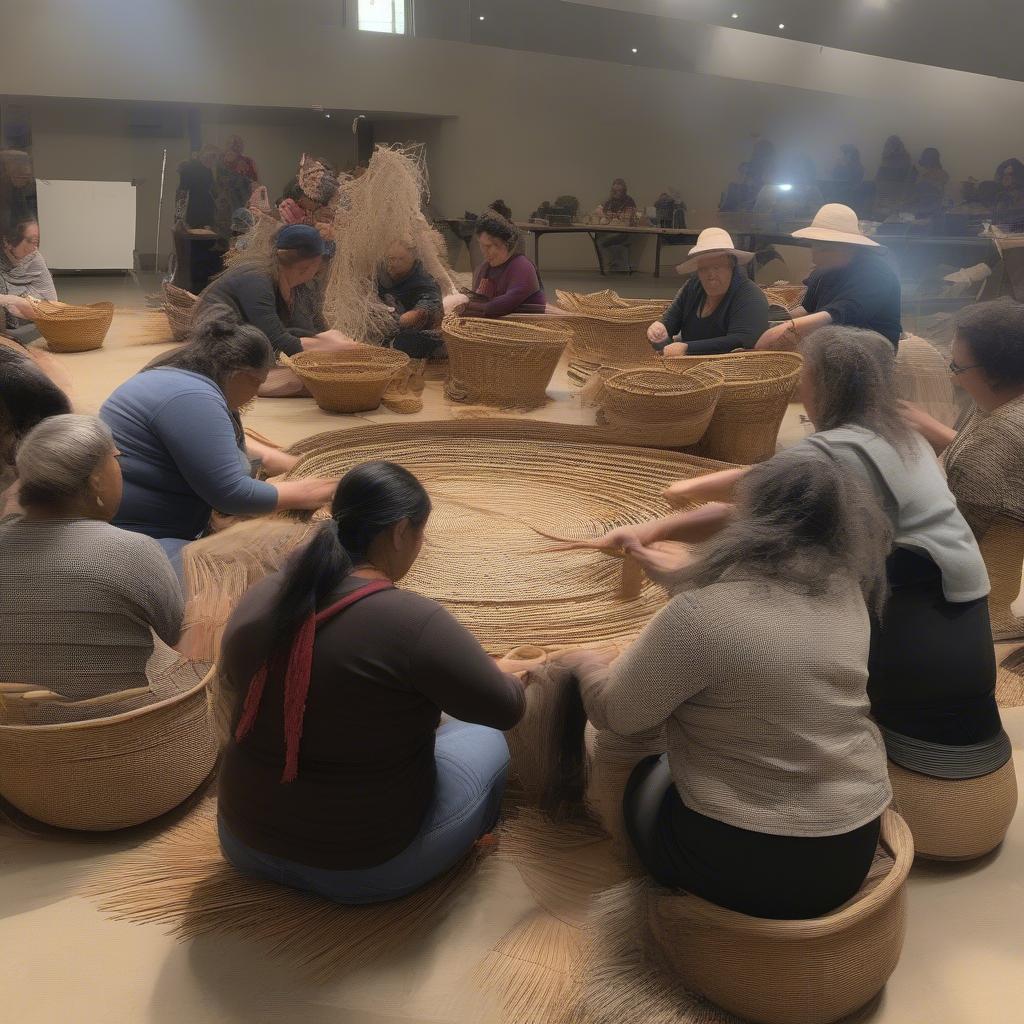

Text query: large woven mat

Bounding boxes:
[287,420,729,653]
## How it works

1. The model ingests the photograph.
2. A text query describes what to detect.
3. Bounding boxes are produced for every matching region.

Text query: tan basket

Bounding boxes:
[0,663,218,831]
[895,334,958,427]
[977,517,1024,641]
[762,282,807,310]
[162,282,199,342]
[599,365,724,447]
[663,351,802,464]
[889,757,1017,862]
[555,289,666,372]
[283,348,410,413]
[441,314,570,409]
[30,301,114,353]
[646,808,913,1024]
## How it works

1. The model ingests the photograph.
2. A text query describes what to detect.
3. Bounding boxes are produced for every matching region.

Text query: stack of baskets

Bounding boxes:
[29,301,115,353]
[282,348,410,413]
[441,314,570,409]
[666,351,803,464]
[162,282,199,342]
[597,364,725,448]
[556,289,667,382]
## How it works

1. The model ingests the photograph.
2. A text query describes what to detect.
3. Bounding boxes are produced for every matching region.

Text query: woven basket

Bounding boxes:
[664,352,802,464]
[441,314,570,409]
[555,289,665,375]
[162,283,199,342]
[977,517,1024,641]
[0,663,217,831]
[30,301,114,353]
[889,757,1018,861]
[762,282,807,310]
[598,365,724,447]
[895,334,958,427]
[282,348,410,413]
[646,809,913,1024]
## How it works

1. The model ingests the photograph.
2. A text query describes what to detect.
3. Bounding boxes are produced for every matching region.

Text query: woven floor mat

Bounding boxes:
[997,649,1024,709]
[81,799,492,983]
[287,420,728,654]
[105,306,177,348]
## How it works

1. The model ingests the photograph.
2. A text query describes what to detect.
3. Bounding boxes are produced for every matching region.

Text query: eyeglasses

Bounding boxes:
[948,360,981,375]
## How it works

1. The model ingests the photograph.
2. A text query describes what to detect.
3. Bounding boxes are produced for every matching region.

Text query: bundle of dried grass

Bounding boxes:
[323,144,459,345]
[222,210,281,273]
[82,799,492,982]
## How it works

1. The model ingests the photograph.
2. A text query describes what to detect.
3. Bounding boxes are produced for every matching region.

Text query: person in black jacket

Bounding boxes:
[377,240,445,358]
[756,204,901,351]
[647,229,769,356]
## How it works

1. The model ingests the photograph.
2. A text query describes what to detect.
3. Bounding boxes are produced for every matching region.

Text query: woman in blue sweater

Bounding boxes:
[100,318,337,576]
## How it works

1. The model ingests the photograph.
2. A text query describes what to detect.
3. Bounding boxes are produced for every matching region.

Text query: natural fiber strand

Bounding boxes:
[82,799,493,983]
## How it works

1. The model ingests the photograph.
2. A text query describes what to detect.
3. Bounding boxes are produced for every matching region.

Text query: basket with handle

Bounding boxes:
[162,282,199,342]
[29,300,115,353]
[598,365,725,447]
[281,347,410,413]
[441,314,570,409]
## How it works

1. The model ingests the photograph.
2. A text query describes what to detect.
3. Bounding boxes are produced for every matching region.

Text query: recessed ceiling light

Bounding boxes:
[631,47,638,53]
[731,12,739,18]
[479,15,485,20]
[325,113,331,119]
[778,23,786,29]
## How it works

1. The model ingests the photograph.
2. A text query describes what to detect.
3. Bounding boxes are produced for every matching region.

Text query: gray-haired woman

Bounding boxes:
[0,415,184,711]
[561,453,893,919]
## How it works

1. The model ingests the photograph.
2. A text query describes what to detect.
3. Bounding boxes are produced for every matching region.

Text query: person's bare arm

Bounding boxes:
[663,467,750,508]
[300,330,367,352]
[271,478,338,510]
[245,438,299,476]
[554,502,734,553]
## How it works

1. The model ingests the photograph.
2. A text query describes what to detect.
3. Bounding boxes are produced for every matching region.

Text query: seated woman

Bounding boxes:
[216,461,526,903]
[454,212,546,318]
[903,300,1024,538]
[595,178,640,274]
[0,415,183,707]
[378,240,445,359]
[586,327,1004,759]
[0,219,57,345]
[646,228,769,356]
[756,204,901,351]
[565,452,892,919]
[100,317,338,578]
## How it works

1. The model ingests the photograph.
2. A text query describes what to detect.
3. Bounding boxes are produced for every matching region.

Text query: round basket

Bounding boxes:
[0,663,217,831]
[889,756,1018,861]
[30,301,114,353]
[976,517,1024,641]
[283,348,410,413]
[556,289,665,373]
[662,352,802,464]
[441,314,570,409]
[599,365,724,447]
[162,282,199,342]
[287,419,731,653]
[646,808,914,1024]
[762,282,807,310]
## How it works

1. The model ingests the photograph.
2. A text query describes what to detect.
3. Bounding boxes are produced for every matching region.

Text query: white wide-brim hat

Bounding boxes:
[791,203,879,246]
[676,227,754,274]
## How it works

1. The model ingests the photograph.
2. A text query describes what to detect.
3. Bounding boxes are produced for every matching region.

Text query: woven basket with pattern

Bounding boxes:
[598,365,724,447]
[30,301,114,353]
[162,282,199,342]
[441,314,570,409]
[0,662,217,831]
[282,348,410,413]
[646,808,913,1024]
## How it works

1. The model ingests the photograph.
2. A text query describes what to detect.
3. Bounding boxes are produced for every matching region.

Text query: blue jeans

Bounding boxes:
[218,719,510,904]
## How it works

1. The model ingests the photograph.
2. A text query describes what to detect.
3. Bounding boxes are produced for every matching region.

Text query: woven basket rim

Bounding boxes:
[605,365,724,397]
[0,664,214,735]
[442,314,572,347]
[31,300,115,321]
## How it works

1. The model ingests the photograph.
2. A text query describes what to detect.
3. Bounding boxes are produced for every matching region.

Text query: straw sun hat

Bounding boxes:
[791,203,880,246]
[676,228,754,274]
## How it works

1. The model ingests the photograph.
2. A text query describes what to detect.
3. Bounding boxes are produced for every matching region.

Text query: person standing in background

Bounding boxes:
[176,144,220,229]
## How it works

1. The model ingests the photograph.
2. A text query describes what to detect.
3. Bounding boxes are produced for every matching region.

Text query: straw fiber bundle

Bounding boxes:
[442,314,570,409]
[82,799,492,982]
[281,347,409,413]
[162,282,199,341]
[762,282,806,310]
[888,758,1018,861]
[29,300,114,352]
[895,334,959,427]
[643,809,913,1024]
[286,420,728,654]
[179,518,314,665]
[977,517,1024,641]
[222,210,282,274]
[324,144,459,345]
[598,366,724,448]
[109,306,176,347]
[0,662,217,831]
[673,352,802,464]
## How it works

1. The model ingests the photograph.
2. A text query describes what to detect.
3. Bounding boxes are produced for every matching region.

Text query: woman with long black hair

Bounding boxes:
[216,461,525,903]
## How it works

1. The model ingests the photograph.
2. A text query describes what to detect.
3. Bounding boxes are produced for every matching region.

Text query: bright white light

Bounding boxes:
[325,113,331,119]
[778,183,793,192]
[631,47,638,53]
[479,15,485,20]
[731,12,739,18]
[778,23,785,29]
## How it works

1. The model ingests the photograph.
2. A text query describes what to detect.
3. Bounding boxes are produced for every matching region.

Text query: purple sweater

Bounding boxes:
[465,254,547,317]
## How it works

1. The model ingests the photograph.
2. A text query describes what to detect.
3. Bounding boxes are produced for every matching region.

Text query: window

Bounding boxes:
[357,0,407,34]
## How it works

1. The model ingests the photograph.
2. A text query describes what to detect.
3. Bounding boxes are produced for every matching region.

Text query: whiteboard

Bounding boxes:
[35,179,137,271]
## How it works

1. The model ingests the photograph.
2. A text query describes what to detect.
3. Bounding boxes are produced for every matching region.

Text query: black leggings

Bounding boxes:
[390,329,445,359]
[623,755,882,920]
[869,549,1001,745]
